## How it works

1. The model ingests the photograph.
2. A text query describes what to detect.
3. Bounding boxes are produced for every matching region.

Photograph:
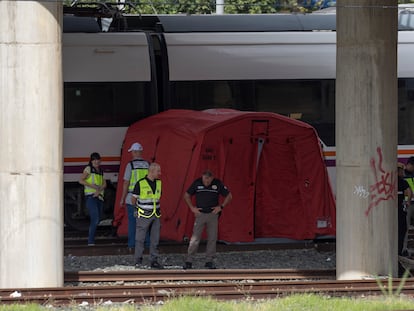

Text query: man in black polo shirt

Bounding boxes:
[183,170,232,269]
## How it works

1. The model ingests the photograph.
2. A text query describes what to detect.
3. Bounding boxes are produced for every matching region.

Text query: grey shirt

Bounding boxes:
[123,159,149,205]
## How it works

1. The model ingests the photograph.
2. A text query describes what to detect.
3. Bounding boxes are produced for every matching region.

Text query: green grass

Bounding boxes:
[3,294,414,311]
[139,295,414,311]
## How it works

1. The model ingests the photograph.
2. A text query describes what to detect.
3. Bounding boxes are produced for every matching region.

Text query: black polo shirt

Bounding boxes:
[186,178,230,213]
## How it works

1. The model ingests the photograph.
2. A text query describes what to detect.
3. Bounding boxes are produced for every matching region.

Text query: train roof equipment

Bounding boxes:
[63,3,414,33]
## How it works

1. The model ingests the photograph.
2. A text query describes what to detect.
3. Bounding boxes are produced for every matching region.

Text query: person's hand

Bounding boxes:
[191,206,201,216]
[120,199,125,207]
[212,205,222,215]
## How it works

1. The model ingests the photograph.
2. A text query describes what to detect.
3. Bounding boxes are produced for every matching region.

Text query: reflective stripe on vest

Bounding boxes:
[136,179,161,218]
[405,177,414,195]
[128,160,149,192]
[404,177,414,202]
[84,166,104,198]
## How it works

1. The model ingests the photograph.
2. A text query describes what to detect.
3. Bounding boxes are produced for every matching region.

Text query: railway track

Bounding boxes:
[64,268,336,283]
[64,239,335,256]
[2,276,414,306]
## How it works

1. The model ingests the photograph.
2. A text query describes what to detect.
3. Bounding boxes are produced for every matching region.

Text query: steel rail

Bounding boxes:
[2,278,414,306]
[64,241,335,256]
[64,268,336,282]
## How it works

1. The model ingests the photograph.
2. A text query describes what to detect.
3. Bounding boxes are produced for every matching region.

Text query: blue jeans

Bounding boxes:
[127,204,136,248]
[86,196,103,245]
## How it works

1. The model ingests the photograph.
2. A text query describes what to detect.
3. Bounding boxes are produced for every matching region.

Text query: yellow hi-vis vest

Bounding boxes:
[84,166,104,200]
[136,178,161,218]
[405,176,414,197]
[128,159,149,192]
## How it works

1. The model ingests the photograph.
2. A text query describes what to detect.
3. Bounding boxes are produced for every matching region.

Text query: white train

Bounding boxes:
[62,4,414,230]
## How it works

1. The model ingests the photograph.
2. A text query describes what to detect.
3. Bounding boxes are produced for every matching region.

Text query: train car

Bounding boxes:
[62,3,414,231]
[63,10,158,230]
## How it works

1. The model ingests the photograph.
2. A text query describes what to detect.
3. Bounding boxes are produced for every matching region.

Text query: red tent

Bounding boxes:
[113,109,336,242]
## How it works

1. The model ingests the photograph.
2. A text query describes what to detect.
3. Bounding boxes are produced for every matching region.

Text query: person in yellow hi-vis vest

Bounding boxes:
[131,162,162,269]
[79,152,107,246]
[119,142,150,250]
[398,163,412,261]
[404,157,414,246]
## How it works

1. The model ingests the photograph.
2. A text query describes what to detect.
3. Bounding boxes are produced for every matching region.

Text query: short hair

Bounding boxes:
[202,170,213,177]
[408,157,414,165]
[149,162,160,170]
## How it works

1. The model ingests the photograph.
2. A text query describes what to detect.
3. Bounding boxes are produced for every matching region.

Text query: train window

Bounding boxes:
[64,82,150,127]
[255,80,335,121]
[169,79,336,145]
[254,79,336,146]
[170,81,237,110]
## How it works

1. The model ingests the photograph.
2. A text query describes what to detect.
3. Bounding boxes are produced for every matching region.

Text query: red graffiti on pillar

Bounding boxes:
[365,147,396,216]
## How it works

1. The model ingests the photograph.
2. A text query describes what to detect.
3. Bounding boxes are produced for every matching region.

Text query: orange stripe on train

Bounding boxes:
[322,149,414,157]
[64,156,121,163]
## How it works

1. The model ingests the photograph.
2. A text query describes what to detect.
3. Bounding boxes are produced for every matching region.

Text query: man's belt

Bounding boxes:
[137,207,161,218]
[200,207,214,213]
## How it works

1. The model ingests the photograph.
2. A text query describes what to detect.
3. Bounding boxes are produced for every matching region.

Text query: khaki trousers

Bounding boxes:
[186,213,218,262]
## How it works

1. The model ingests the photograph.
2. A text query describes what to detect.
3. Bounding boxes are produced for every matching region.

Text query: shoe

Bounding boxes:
[151,261,163,269]
[111,226,118,237]
[205,262,216,269]
[128,247,134,253]
[183,262,192,269]
[135,258,143,268]
[87,243,95,246]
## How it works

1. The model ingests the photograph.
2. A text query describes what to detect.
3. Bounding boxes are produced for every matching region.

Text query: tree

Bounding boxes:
[63,0,414,15]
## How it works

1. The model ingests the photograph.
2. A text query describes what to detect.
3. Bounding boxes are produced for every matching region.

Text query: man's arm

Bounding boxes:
[184,192,201,216]
[221,192,232,209]
[131,182,140,206]
[212,192,232,214]
[405,187,413,204]
[120,163,131,206]
[120,179,130,206]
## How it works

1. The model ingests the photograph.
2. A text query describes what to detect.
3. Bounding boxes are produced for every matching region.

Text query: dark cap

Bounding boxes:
[202,169,213,177]
[408,157,414,165]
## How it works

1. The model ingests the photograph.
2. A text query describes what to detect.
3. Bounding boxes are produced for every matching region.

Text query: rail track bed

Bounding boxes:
[64,268,336,283]
[2,269,414,306]
[64,238,335,256]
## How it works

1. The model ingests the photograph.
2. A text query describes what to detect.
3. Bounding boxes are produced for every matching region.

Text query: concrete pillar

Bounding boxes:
[0,1,63,287]
[336,0,398,279]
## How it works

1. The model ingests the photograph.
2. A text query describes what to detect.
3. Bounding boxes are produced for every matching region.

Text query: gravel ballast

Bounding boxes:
[64,248,336,272]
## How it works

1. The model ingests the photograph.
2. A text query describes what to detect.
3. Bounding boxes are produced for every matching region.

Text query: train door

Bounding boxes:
[149,33,170,113]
